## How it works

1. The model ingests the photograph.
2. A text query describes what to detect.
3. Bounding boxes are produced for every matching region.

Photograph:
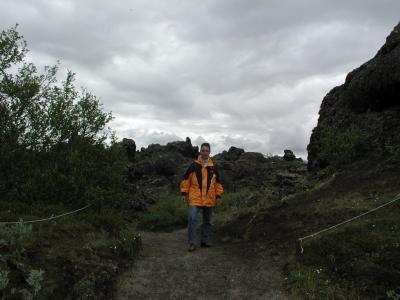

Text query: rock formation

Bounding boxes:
[122,137,308,215]
[308,22,400,171]
[283,149,296,161]
[121,138,136,162]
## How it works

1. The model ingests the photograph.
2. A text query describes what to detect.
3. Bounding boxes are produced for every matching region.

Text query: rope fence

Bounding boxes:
[0,204,92,225]
[298,192,400,254]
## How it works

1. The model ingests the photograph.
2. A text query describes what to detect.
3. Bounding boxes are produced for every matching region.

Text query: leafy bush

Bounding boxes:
[0,269,9,291]
[0,25,135,299]
[26,269,45,299]
[388,290,400,300]
[0,25,128,208]
[0,221,32,258]
[0,222,46,299]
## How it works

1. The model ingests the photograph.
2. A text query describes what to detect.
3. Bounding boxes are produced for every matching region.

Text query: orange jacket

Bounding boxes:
[180,157,223,207]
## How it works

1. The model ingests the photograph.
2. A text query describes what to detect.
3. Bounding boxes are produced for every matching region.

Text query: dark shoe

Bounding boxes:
[200,242,212,248]
[188,244,196,252]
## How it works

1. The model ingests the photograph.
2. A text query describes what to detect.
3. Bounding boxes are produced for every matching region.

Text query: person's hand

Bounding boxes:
[181,195,188,204]
[216,197,222,206]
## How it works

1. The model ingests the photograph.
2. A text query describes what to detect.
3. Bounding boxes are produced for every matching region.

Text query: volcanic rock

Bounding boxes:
[308,22,400,171]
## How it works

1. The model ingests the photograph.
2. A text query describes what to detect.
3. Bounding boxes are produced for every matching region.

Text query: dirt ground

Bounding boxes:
[115,228,289,300]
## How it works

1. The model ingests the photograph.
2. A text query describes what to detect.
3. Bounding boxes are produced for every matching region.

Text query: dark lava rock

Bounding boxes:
[283,149,296,161]
[153,152,184,176]
[308,22,400,171]
[133,160,154,178]
[217,146,245,161]
[238,152,267,163]
[121,138,136,162]
[166,137,199,158]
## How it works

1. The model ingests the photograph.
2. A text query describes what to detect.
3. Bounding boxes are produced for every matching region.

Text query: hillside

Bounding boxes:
[216,22,400,298]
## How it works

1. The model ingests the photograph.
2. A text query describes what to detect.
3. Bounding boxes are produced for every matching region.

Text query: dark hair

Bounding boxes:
[200,142,211,151]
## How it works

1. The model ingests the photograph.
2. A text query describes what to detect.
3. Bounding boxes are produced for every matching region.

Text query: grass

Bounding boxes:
[287,187,400,299]
[287,263,363,300]
[135,189,272,232]
[213,188,291,227]
[137,192,188,231]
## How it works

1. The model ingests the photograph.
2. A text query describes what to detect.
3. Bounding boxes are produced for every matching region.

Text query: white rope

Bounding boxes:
[298,193,400,254]
[0,204,91,225]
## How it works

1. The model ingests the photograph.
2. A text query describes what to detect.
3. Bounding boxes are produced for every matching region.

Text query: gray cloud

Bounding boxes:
[1,0,399,159]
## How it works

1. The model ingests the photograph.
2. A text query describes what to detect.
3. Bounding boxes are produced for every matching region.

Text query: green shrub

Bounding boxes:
[387,290,400,300]
[138,193,187,231]
[0,221,32,258]
[317,125,367,170]
[0,25,128,208]
[27,269,45,298]
[0,222,47,299]
[0,269,9,291]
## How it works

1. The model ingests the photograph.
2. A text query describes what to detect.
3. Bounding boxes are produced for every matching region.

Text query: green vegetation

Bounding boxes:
[0,222,46,299]
[136,189,281,232]
[317,125,367,170]
[0,25,126,208]
[213,189,263,225]
[0,26,140,299]
[137,192,187,231]
[294,200,400,299]
[213,156,400,299]
[283,164,400,299]
[0,211,141,299]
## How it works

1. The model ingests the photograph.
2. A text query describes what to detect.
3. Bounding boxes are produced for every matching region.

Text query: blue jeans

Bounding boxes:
[188,206,213,245]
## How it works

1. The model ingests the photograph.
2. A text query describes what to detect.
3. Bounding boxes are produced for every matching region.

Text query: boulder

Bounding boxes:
[283,149,296,161]
[238,152,267,163]
[121,138,136,162]
[166,137,198,158]
[219,146,245,161]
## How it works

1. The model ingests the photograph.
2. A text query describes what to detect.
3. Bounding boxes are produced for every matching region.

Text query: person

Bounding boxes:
[180,142,223,252]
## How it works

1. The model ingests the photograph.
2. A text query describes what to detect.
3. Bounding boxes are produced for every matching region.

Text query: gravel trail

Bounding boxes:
[116,229,289,300]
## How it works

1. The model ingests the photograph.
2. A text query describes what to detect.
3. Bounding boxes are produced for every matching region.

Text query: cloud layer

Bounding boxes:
[2,0,399,157]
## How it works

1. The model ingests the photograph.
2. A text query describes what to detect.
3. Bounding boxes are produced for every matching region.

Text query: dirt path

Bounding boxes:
[115,229,289,300]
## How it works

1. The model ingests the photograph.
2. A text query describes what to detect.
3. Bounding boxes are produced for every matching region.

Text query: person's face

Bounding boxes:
[200,146,210,160]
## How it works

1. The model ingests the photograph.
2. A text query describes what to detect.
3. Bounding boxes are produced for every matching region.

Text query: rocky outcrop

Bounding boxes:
[165,137,199,158]
[123,137,309,215]
[308,22,400,171]
[124,138,196,213]
[121,138,136,162]
[283,149,296,161]
[214,150,308,201]
[215,146,245,161]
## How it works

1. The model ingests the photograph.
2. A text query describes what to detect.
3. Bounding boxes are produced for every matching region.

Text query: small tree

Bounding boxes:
[0,25,127,206]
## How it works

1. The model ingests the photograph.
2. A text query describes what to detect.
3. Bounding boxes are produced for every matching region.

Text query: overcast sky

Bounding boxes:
[1,1,399,158]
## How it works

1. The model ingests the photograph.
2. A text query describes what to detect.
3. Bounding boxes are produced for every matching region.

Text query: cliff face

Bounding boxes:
[308,22,400,171]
